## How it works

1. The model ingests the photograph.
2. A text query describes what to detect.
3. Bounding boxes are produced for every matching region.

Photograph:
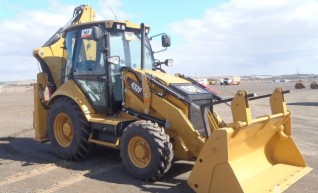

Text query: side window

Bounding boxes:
[128,36,140,69]
[129,36,153,69]
[108,31,154,70]
[144,38,154,69]
[109,33,126,67]
[63,30,77,82]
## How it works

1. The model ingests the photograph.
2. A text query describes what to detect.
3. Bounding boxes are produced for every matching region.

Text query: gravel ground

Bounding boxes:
[0,81,317,193]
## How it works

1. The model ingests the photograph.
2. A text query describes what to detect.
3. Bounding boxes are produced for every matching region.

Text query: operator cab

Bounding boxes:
[62,21,170,114]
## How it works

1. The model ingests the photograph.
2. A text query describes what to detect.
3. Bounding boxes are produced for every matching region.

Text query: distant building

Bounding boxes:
[220,76,241,85]
[17,80,36,86]
[194,78,208,86]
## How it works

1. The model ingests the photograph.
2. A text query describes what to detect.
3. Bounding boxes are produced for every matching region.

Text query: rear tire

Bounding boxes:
[48,97,93,161]
[120,120,173,181]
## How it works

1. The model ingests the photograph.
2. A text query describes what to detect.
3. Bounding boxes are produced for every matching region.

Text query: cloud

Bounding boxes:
[0,1,75,81]
[0,55,37,81]
[166,0,318,76]
[1,0,317,81]
[0,0,127,81]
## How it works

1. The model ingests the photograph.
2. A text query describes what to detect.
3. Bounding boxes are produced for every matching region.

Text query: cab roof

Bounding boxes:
[65,20,150,33]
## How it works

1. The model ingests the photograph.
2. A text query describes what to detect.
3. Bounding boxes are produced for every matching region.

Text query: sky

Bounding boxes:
[0,0,318,81]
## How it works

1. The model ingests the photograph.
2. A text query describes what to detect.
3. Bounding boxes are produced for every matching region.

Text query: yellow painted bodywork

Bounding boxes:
[33,6,96,88]
[140,69,190,84]
[48,80,135,123]
[87,116,135,149]
[123,69,204,159]
[76,6,96,24]
[49,80,96,116]
[41,80,136,149]
[33,6,152,146]
[33,73,48,142]
[142,70,191,118]
[105,20,150,32]
[34,79,96,141]
[187,88,312,193]
[33,38,66,88]
[32,5,311,192]
[89,138,120,149]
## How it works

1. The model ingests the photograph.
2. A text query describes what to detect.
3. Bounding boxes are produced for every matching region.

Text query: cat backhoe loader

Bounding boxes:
[33,5,311,193]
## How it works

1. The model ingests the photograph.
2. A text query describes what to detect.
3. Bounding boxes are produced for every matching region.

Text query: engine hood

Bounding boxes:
[135,69,190,85]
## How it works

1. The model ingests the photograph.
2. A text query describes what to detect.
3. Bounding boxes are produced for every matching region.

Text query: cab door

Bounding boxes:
[65,27,109,113]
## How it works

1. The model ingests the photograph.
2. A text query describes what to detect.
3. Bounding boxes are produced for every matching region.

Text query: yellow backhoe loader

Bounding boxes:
[33,5,311,193]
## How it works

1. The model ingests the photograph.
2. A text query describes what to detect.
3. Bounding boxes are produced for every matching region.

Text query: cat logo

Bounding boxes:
[81,28,92,39]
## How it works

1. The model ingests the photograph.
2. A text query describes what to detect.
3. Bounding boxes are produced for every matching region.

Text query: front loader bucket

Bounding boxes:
[188,88,312,193]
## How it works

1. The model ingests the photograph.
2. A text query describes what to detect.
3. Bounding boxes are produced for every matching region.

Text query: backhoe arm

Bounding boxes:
[33,5,96,89]
[43,5,96,47]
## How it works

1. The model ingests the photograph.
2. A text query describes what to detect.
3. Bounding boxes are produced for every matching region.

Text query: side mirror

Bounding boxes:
[107,56,120,65]
[162,34,171,47]
[165,59,174,66]
[92,26,102,41]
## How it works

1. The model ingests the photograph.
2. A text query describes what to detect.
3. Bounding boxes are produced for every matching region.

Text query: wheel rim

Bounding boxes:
[128,136,151,168]
[54,113,73,147]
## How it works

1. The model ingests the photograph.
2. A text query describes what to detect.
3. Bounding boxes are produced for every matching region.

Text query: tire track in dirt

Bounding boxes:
[1,127,120,192]
[1,130,121,192]
[32,171,89,193]
[32,163,121,193]
[0,128,33,139]
[0,128,55,167]
[8,128,34,137]
[0,162,67,187]
[0,124,70,189]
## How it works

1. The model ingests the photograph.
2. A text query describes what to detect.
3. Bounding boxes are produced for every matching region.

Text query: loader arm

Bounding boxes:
[121,68,312,192]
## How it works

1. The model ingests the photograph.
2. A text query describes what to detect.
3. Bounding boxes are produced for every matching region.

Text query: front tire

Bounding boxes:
[48,97,93,161]
[120,120,173,181]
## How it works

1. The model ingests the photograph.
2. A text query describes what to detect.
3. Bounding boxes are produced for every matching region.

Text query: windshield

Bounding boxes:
[109,31,154,70]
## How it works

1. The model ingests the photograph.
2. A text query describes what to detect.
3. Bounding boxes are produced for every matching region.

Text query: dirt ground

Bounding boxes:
[0,81,317,193]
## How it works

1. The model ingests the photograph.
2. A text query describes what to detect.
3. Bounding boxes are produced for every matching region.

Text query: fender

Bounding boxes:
[48,80,96,119]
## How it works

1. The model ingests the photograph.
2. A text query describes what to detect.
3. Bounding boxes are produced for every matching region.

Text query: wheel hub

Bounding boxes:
[54,113,73,147]
[134,142,147,159]
[62,123,72,137]
[128,137,151,168]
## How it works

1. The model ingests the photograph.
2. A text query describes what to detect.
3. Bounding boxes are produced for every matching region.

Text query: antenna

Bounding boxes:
[107,5,118,20]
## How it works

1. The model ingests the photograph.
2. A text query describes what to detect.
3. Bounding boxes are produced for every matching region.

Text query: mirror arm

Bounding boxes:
[153,47,167,54]
[149,33,166,41]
